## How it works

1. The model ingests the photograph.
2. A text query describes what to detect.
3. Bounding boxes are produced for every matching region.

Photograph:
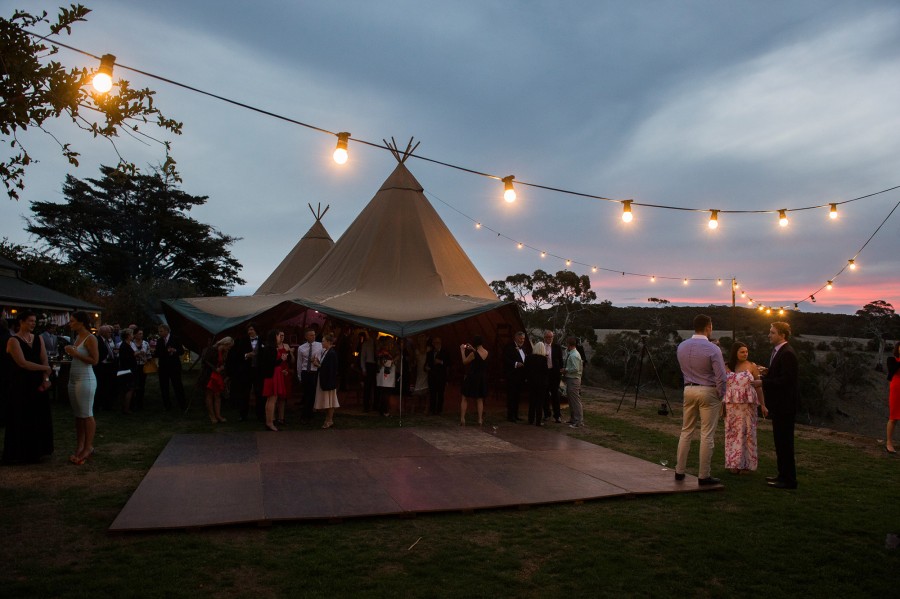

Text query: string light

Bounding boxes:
[778,209,789,227]
[540,251,546,258]
[708,210,719,229]
[829,203,839,219]
[621,200,633,223]
[778,308,785,315]
[475,222,482,229]
[717,278,723,286]
[502,176,516,203]
[766,308,772,315]
[682,278,689,285]
[333,132,351,164]
[650,275,656,283]
[757,305,764,311]
[826,280,834,290]
[516,242,523,249]
[591,266,597,273]
[747,299,754,306]
[565,259,572,267]
[91,53,116,93]
[811,295,816,303]
[848,259,856,270]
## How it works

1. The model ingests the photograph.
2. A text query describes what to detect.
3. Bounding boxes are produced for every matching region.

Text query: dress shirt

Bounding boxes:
[297,340,323,372]
[770,341,787,365]
[676,334,727,397]
[359,339,375,369]
[563,349,583,380]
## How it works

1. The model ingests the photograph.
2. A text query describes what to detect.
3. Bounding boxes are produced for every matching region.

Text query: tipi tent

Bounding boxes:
[162,144,522,350]
[254,205,334,295]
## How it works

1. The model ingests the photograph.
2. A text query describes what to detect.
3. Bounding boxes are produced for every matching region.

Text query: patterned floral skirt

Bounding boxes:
[724,403,758,471]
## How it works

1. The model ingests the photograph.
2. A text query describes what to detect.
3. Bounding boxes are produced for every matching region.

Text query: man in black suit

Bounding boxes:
[425,337,450,415]
[541,330,564,423]
[226,323,260,421]
[155,324,186,410]
[504,331,529,422]
[93,325,117,410]
[761,321,799,490]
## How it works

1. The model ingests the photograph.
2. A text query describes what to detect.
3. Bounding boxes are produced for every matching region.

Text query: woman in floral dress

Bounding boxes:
[723,342,767,474]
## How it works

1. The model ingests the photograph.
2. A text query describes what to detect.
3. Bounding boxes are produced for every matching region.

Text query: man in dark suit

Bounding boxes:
[504,331,529,422]
[425,337,450,415]
[226,323,260,421]
[93,325,117,410]
[155,324,186,410]
[762,321,799,490]
[541,330,564,423]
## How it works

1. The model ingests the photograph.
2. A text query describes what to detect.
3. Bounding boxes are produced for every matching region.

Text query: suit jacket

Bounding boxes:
[546,343,564,381]
[227,337,254,381]
[425,348,449,382]
[155,333,185,372]
[762,343,799,418]
[318,348,338,391]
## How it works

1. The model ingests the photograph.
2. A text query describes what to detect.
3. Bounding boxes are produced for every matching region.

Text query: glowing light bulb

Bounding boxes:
[848,259,856,270]
[717,278,723,286]
[565,259,571,267]
[779,308,785,315]
[757,305,764,311]
[332,132,351,164]
[621,200,633,223]
[516,242,523,249]
[766,308,772,315]
[747,300,753,306]
[708,210,719,229]
[475,222,482,229]
[683,278,689,285]
[741,291,746,298]
[540,251,546,258]
[826,280,833,290]
[778,209,788,227]
[829,203,838,219]
[91,54,116,93]
[650,275,656,283]
[502,176,516,203]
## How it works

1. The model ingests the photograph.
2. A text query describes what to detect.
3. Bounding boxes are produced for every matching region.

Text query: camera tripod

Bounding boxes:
[616,336,674,415]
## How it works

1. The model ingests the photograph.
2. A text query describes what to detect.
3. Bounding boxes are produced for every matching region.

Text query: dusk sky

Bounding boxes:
[2,1,899,315]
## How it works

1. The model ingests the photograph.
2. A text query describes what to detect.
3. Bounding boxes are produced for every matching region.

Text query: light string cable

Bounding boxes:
[28,30,900,218]
[736,196,900,310]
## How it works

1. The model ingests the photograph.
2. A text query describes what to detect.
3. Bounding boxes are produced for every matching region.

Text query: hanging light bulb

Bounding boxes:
[332,132,351,164]
[621,200,633,223]
[766,308,772,315]
[810,294,816,303]
[826,280,833,290]
[683,278,689,285]
[540,251,546,258]
[848,259,856,270]
[778,308,785,315]
[717,278,723,286]
[741,291,746,298]
[92,54,116,93]
[516,242,523,249]
[565,259,571,267]
[778,209,789,227]
[591,266,597,273]
[794,303,799,309]
[650,275,656,283]
[747,299,753,306]
[829,203,838,219]
[708,210,719,229]
[475,222,482,229]
[502,176,516,203]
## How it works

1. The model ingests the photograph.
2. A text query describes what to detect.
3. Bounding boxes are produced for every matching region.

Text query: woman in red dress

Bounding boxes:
[272,337,293,426]
[886,341,900,454]
[201,337,233,424]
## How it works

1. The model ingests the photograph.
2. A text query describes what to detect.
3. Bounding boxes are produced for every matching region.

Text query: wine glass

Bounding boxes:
[659,458,669,471]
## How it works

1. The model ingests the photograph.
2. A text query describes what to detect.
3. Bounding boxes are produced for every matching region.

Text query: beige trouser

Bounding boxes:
[676,386,721,479]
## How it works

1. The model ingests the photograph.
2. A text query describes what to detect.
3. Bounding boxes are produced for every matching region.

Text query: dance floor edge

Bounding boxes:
[109,426,715,532]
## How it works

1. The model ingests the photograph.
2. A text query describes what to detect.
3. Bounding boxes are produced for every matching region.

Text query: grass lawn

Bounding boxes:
[2,372,898,598]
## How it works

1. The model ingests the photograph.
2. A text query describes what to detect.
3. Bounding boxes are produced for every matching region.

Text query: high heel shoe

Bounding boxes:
[322,421,333,429]
[265,424,279,432]
[69,454,85,465]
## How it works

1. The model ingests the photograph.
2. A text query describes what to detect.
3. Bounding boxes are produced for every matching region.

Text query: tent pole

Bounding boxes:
[398,338,404,427]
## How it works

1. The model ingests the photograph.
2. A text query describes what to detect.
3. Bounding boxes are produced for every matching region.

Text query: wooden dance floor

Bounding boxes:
[110,426,716,531]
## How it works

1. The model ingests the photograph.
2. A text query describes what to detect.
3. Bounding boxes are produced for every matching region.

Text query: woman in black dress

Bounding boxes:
[525,341,549,426]
[459,335,488,426]
[2,311,54,464]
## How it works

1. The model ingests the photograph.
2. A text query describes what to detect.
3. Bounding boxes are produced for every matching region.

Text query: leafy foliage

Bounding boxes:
[0,4,181,199]
[25,164,244,299]
[0,236,96,298]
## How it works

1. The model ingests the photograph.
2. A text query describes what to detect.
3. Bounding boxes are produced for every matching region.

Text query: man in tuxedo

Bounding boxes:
[227,323,260,421]
[155,324,186,410]
[504,331,529,422]
[93,325,117,410]
[541,330,564,423]
[425,337,450,415]
[762,321,800,490]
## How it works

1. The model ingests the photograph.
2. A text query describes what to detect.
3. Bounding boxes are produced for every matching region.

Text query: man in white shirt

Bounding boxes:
[296,328,323,423]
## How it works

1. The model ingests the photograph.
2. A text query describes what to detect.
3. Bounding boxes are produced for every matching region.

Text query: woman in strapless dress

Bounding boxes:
[64,311,99,465]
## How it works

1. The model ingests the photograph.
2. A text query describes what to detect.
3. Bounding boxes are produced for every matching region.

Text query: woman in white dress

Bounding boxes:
[63,311,99,465]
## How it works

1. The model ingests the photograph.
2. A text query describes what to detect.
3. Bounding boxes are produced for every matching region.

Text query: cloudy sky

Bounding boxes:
[3,0,899,315]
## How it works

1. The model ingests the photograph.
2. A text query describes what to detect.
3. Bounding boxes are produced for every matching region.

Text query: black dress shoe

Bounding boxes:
[697,477,721,486]
[768,480,797,489]
[765,476,781,483]
[674,472,685,481]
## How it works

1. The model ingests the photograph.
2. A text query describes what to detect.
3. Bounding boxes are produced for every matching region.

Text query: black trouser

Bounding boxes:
[528,388,545,425]
[95,363,117,410]
[158,367,186,410]
[428,373,446,414]
[375,385,390,414]
[133,368,147,411]
[300,371,318,420]
[544,371,561,419]
[363,363,377,411]
[231,377,250,419]
[506,371,525,421]
[772,414,797,484]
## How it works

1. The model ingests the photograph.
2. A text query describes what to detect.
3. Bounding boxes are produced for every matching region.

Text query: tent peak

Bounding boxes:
[308,202,330,221]
[384,137,420,164]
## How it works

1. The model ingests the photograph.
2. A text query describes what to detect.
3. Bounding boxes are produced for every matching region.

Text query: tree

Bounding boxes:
[490,272,548,332]
[1,5,181,199]
[532,269,597,342]
[26,164,244,297]
[0,236,96,298]
[855,300,897,370]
